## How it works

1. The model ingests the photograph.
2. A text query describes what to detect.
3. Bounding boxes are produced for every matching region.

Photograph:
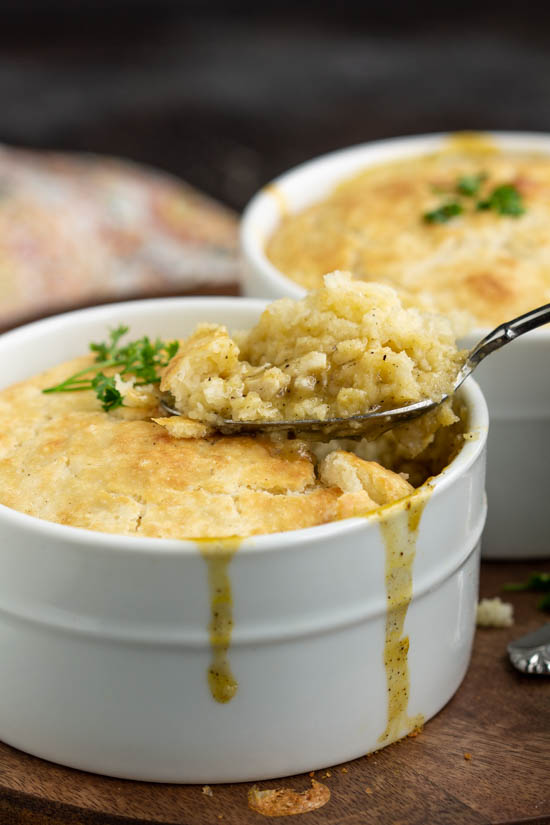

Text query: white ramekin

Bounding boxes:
[0,298,487,783]
[241,131,550,559]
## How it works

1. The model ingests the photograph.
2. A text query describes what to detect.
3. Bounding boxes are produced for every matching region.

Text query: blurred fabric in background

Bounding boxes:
[1,0,549,211]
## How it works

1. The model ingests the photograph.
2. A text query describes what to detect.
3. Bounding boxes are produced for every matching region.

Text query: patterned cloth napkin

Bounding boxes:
[0,145,240,330]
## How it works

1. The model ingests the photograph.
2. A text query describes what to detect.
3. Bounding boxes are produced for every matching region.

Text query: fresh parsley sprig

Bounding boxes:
[477,183,525,216]
[457,173,486,196]
[42,326,179,412]
[424,202,463,224]
[423,173,526,223]
[90,373,125,412]
[503,572,550,612]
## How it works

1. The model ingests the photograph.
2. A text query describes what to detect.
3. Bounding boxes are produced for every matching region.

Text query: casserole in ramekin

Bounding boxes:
[0,297,487,782]
[241,132,550,559]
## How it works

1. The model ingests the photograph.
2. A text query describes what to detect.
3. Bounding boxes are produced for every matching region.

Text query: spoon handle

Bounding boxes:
[466,302,550,371]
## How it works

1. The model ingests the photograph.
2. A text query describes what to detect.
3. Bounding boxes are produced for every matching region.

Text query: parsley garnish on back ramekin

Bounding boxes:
[423,174,525,223]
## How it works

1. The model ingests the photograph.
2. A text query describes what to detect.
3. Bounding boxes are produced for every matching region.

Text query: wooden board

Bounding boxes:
[0,561,548,825]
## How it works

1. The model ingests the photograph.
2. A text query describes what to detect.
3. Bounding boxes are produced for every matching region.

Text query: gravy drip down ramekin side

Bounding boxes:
[378,492,430,744]
[197,537,240,704]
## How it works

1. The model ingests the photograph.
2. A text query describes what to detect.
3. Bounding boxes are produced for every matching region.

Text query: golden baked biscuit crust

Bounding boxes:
[266,141,550,326]
[0,357,414,539]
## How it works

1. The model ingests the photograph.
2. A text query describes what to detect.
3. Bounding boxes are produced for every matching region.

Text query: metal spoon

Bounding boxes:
[161,302,550,439]
[508,623,550,676]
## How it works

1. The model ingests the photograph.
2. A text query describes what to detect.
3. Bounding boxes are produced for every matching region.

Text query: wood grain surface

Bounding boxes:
[0,561,547,825]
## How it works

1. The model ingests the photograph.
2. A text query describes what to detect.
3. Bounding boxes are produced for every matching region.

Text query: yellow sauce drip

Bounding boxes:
[263,182,289,218]
[378,490,431,744]
[445,131,498,155]
[197,538,241,704]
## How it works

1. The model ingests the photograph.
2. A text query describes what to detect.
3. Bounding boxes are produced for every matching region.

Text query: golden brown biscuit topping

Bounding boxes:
[266,142,550,326]
[2,277,468,539]
[247,780,331,817]
[0,356,418,538]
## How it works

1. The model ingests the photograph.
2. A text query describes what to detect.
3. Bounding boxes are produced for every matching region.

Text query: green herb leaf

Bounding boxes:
[477,184,525,216]
[91,373,123,412]
[90,325,129,362]
[503,572,550,593]
[166,340,180,360]
[457,173,486,196]
[423,202,463,224]
[42,326,180,411]
[503,571,550,614]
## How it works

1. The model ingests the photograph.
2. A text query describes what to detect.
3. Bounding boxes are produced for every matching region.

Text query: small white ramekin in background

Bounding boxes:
[241,132,550,559]
[0,298,487,782]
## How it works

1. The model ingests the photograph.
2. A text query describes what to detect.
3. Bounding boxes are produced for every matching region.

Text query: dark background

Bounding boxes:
[2,1,550,211]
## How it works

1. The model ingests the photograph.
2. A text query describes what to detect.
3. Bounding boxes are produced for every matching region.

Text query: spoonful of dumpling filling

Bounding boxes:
[159,272,465,439]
